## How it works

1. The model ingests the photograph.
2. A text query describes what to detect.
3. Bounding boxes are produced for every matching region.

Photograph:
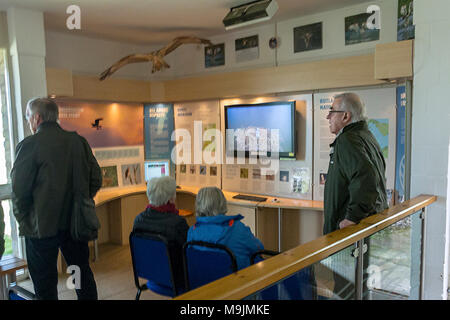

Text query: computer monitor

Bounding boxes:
[144,160,170,182]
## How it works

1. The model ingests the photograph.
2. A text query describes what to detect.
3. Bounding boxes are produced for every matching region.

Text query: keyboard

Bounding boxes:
[232,194,267,202]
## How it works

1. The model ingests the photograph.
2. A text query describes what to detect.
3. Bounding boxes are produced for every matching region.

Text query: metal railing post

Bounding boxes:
[419,207,427,300]
[355,239,365,300]
[278,208,282,252]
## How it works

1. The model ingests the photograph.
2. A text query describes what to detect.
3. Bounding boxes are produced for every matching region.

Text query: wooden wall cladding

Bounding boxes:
[375,40,414,80]
[46,41,413,103]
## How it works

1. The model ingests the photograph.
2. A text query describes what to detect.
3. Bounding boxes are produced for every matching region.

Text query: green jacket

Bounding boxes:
[323,121,388,235]
[11,122,102,239]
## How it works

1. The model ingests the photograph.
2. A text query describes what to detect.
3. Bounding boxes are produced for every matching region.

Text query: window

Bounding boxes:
[1,48,22,261]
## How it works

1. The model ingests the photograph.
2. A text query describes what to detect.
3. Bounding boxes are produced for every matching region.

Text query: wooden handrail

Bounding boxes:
[175,194,436,300]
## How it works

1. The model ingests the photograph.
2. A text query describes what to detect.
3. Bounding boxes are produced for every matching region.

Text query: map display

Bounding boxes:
[368,119,389,159]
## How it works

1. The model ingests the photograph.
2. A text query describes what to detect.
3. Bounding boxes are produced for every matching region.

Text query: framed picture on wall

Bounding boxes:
[235,35,259,62]
[121,163,142,186]
[205,43,225,68]
[293,22,323,53]
[397,0,415,41]
[101,165,119,188]
[344,12,380,45]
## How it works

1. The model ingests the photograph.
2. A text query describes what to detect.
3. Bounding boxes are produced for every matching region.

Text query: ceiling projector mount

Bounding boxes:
[223,0,279,30]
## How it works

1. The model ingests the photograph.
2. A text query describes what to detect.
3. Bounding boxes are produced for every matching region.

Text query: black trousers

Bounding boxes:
[25,231,97,300]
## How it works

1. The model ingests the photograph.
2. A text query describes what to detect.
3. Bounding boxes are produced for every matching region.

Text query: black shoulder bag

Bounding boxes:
[70,133,100,242]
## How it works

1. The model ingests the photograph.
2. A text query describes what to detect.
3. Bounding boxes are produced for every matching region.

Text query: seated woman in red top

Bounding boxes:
[133,176,188,292]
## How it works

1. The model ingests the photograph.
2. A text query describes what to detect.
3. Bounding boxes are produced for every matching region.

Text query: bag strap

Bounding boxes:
[71,132,84,197]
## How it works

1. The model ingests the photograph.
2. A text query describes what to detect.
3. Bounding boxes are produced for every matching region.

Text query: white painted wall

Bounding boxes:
[7,7,47,140]
[44,0,396,80]
[45,31,167,81]
[169,0,397,78]
[411,0,450,300]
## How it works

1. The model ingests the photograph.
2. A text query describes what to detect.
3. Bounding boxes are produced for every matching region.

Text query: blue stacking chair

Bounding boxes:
[250,250,316,300]
[182,241,238,291]
[8,285,36,300]
[129,231,183,299]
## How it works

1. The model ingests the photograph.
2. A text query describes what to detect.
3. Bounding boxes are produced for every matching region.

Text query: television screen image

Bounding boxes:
[225,101,296,158]
[144,161,170,182]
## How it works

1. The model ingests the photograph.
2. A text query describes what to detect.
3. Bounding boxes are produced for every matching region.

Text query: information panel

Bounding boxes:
[144,103,175,160]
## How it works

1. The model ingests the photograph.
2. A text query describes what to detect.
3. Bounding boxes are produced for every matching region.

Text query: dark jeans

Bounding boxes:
[25,231,97,300]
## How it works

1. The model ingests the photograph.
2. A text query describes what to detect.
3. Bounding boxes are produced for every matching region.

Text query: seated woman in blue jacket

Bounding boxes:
[187,187,264,270]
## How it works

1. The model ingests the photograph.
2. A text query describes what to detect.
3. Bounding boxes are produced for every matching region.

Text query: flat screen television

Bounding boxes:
[224,101,296,158]
[144,160,170,182]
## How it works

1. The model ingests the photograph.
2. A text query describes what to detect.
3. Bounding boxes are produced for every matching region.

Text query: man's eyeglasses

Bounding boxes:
[327,110,346,116]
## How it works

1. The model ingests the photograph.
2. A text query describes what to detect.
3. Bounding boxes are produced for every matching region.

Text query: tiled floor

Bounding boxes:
[18,244,169,300]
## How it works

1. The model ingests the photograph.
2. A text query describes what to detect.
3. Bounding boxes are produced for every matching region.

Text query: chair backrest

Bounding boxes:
[183,241,238,291]
[129,231,178,296]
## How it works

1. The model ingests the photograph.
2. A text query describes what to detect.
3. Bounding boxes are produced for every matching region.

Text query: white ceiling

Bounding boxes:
[0,0,369,45]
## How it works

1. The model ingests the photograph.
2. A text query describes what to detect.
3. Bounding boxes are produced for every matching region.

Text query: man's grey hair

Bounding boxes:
[333,92,368,123]
[195,187,228,217]
[146,176,177,206]
[27,97,59,122]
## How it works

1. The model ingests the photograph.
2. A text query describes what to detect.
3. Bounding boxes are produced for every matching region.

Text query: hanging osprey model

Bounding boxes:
[99,36,213,80]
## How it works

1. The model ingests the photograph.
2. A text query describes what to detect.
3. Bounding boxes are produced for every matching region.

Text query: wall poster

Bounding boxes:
[174,100,221,188]
[57,99,143,148]
[313,88,396,201]
[144,103,175,160]
[235,35,259,62]
[397,0,415,41]
[293,22,323,53]
[344,12,380,45]
[205,43,225,68]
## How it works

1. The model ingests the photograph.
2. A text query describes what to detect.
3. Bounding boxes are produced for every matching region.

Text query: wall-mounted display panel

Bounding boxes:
[313,87,396,201]
[221,94,313,200]
[173,100,221,188]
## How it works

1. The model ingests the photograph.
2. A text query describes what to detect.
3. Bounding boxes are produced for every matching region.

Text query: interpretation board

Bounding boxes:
[313,87,397,201]
[220,94,314,200]
[57,98,145,190]
[173,100,221,188]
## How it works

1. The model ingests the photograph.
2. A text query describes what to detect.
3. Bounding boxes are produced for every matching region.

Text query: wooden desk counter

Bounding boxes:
[94,185,323,211]
[94,185,147,207]
[257,196,323,211]
[94,185,324,251]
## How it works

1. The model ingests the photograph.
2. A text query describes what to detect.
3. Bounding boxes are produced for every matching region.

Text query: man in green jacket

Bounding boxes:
[11,98,102,300]
[324,92,387,234]
[323,92,387,299]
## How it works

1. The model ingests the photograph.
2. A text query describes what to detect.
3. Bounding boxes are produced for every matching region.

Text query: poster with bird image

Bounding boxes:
[121,163,142,186]
[205,43,225,68]
[294,22,323,53]
[57,99,143,148]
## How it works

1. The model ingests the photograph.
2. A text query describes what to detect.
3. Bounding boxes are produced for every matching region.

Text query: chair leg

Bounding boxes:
[136,288,141,300]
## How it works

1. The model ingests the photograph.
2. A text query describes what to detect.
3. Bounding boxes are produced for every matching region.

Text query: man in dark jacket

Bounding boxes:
[323,92,387,299]
[11,97,102,300]
[324,92,387,234]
